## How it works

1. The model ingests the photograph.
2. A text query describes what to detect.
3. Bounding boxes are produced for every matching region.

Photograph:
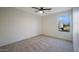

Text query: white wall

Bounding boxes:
[73,8,79,52]
[42,10,73,41]
[0,7,41,46]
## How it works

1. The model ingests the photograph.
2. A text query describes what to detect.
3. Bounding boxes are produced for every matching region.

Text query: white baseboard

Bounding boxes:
[41,34,72,42]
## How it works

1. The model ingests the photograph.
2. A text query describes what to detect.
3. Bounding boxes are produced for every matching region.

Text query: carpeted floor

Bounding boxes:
[0,35,73,52]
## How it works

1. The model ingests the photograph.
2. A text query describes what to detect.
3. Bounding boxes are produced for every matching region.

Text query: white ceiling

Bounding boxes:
[16,7,72,16]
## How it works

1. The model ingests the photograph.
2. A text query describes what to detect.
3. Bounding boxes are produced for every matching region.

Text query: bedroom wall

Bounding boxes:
[0,7,42,46]
[42,10,73,41]
[73,8,79,52]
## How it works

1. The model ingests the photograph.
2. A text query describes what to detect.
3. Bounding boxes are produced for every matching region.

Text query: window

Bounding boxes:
[58,15,70,32]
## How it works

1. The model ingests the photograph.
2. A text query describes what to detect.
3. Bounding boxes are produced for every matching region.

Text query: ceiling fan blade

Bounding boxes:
[35,10,39,12]
[32,7,39,9]
[43,9,51,10]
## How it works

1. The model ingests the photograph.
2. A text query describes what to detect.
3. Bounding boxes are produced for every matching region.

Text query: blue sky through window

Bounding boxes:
[58,16,70,25]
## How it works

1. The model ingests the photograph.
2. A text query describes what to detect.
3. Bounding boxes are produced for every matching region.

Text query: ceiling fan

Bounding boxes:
[32,7,52,13]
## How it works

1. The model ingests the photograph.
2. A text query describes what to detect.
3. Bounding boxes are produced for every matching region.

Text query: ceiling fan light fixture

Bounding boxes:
[39,11,43,13]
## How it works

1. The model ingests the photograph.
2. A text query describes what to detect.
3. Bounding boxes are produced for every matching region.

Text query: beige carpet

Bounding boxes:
[0,35,73,52]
